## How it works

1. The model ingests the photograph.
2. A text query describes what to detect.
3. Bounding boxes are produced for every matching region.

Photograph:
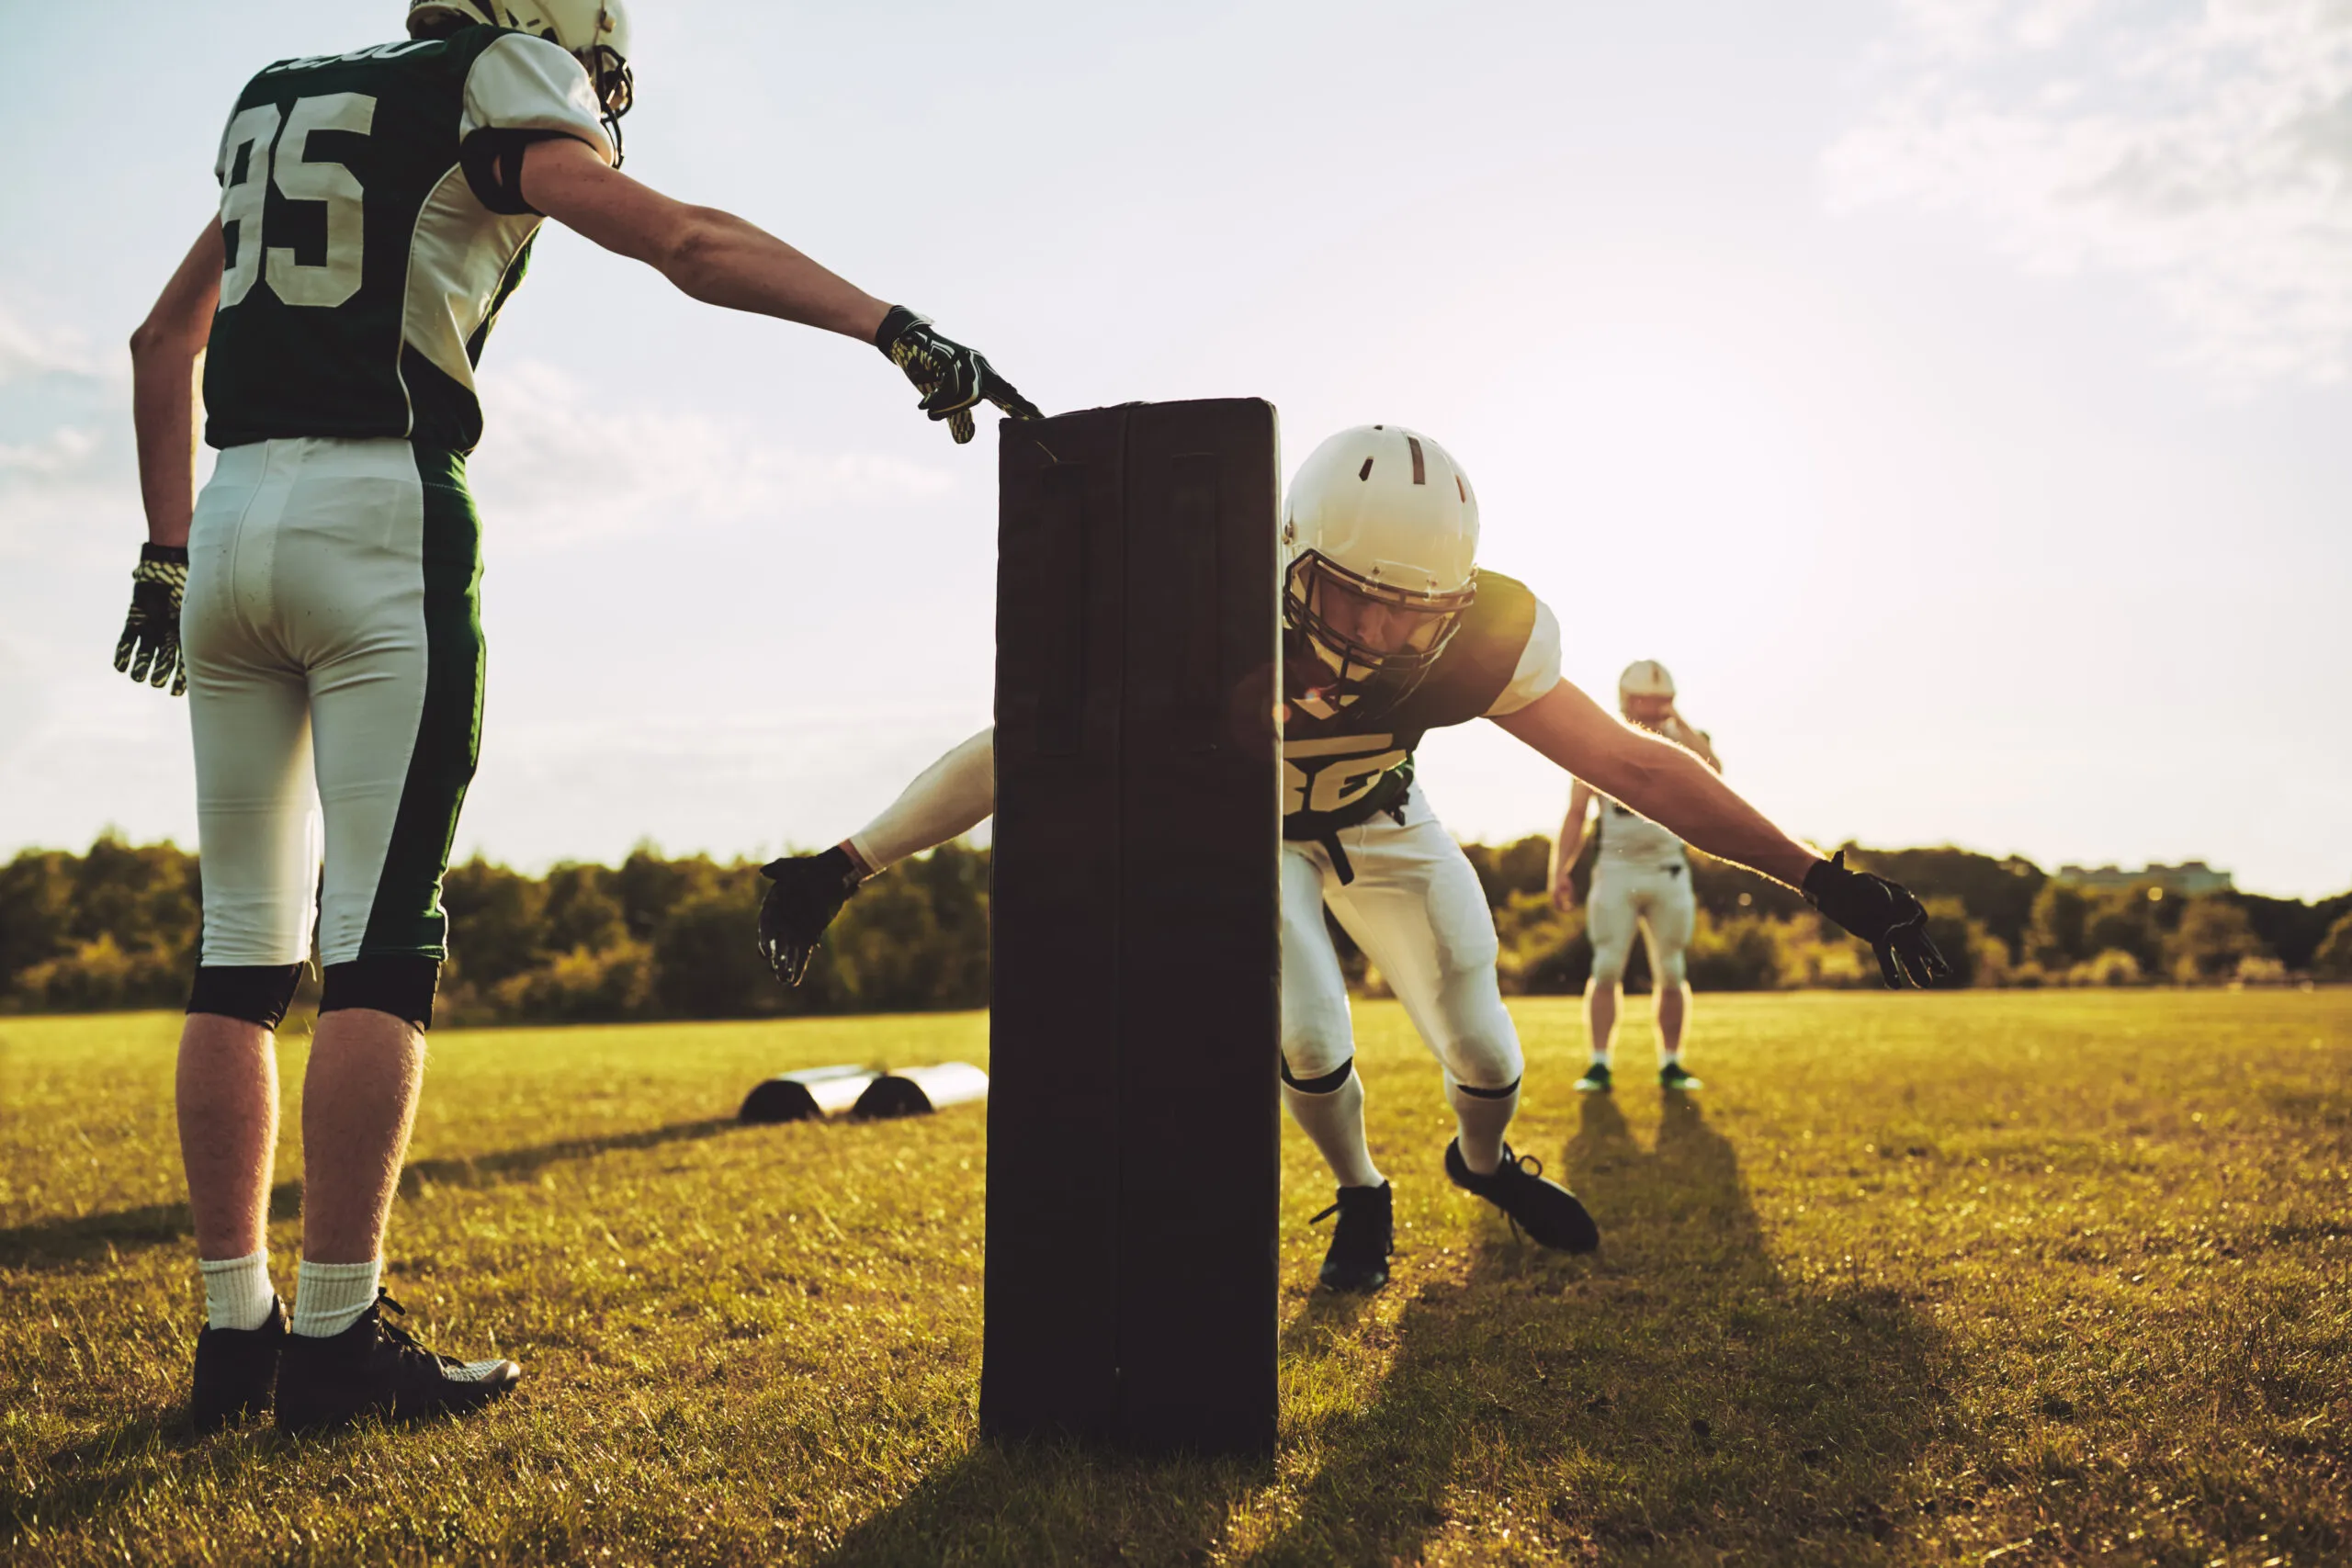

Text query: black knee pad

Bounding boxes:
[320,955,440,1031]
[1280,1055,1354,1095]
[187,964,304,1030]
[1453,1075,1522,1100]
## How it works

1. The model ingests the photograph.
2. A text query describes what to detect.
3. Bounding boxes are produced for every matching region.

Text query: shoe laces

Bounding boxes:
[1487,1146,1547,1244]
[370,1290,468,1371]
[1310,1189,1392,1258]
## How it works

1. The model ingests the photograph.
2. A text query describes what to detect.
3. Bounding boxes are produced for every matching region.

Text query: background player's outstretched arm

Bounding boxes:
[1496,681,1818,889]
[1550,779,1595,911]
[517,141,1038,442]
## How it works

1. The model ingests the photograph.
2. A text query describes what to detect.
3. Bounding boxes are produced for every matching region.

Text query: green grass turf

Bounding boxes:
[3,991,2347,1566]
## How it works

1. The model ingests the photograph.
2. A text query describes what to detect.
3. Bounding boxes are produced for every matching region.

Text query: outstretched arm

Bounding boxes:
[517,140,1038,442]
[1495,681,1949,987]
[519,138,885,338]
[843,728,998,877]
[1496,681,1818,889]
[757,728,997,986]
[1550,779,1594,911]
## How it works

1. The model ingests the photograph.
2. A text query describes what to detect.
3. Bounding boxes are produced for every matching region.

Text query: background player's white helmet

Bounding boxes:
[1619,660,1676,702]
[408,2,634,151]
[1282,424,1480,713]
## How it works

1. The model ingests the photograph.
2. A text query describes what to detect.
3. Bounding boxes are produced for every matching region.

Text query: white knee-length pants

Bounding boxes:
[1585,856,1696,986]
[1281,786,1522,1091]
[182,437,485,967]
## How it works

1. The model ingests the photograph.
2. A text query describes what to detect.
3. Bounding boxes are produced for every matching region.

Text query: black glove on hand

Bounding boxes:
[1803,851,1951,989]
[757,846,864,987]
[115,543,189,697]
[876,305,1042,445]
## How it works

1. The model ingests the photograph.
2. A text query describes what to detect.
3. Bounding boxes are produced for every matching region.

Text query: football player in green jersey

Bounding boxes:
[117,0,1041,1438]
[755,424,1949,1297]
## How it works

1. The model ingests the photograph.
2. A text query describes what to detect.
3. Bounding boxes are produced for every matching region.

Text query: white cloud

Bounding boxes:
[469,360,964,551]
[1827,0,2352,387]
[0,303,109,386]
[0,426,101,478]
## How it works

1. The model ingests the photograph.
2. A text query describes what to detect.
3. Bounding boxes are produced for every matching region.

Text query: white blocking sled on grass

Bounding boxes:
[737,1063,988,1124]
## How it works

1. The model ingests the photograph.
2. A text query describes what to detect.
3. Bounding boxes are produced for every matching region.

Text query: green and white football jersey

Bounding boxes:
[203,27,611,453]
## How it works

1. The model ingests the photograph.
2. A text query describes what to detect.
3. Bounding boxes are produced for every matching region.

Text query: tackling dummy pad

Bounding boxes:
[982,400,1282,1457]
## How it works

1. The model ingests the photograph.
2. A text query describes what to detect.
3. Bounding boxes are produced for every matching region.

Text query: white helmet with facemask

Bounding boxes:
[407,1,635,160]
[1282,424,1479,717]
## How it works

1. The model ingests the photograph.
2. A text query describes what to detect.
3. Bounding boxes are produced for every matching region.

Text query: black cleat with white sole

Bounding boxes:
[275,1290,520,1435]
[1658,1061,1703,1091]
[189,1296,286,1433]
[1311,1180,1394,1293]
[1574,1063,1612,1093]
[1444,1139,1600,1253]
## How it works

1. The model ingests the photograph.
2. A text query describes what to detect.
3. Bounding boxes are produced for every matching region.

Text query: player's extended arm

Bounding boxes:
[1666,709,1723,773]
[1550,779,1595,911]
[517,140,1039,443]
[1493,681,1950,987]
[756,728,998,986]
[1498,682,1813,886]
[116,220,224,695]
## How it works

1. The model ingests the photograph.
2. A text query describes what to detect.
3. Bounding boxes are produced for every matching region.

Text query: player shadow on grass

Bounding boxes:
[819,1095,1953,1564]
[1230,1091,1955,1562]
[0,1117,744,1271]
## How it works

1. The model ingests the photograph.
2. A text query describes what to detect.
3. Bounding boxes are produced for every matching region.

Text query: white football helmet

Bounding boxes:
[1282,424,1480,713]
[408,1,634,153]
[1619,660,1676,702]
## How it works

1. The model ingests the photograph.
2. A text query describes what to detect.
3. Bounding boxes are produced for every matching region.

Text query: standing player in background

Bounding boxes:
[755,426,1948,1299]
[112,0,1038,1438]
[1551,661,1719,1093]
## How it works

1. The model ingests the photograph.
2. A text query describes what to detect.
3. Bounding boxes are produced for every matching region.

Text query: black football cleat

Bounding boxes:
[1658,1061,1704,1091]
[189,1296,286,1433]
[1574,1063,1612,1093]
[1311,1180,1395,1293]
[275,1291,520,1436]
[1444,1139,1600,1254]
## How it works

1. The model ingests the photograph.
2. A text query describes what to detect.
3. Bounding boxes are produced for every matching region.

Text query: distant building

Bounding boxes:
[2053,861,2235,897]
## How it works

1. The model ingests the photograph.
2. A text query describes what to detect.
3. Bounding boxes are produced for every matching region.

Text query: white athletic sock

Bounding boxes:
[1448,1076,1521,1177]
[291,1258,382,1338]
[1589,1051,1612,1069]
[1282,1070,1385,1190]
[198,1251,276,1332]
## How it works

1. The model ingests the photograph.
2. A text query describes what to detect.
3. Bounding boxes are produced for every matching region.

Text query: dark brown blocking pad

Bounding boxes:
[981,400,1283,1458]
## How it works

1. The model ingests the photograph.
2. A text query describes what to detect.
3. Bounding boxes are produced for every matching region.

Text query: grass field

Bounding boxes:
[3,992,2347,1566]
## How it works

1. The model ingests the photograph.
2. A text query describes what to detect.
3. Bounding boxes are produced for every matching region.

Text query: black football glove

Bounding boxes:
[757,846,864,987]
[115,543,188,697]
[875,305,1042,445]
[1802,851,1951,989]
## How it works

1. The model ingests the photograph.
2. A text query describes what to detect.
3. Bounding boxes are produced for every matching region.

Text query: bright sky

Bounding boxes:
[5,1,2348,897]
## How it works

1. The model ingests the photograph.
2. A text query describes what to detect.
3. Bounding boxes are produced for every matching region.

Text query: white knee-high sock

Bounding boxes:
[199,1251,277,1332]
[1283,1068,1385,1189]
[1448,1076,1521,1176]
[291,1258,381,1338]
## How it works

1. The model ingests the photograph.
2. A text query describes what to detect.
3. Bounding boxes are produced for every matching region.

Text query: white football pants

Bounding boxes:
[182,437,485,968]
[1281,786,1523,1093]
[1585,857,1695,986]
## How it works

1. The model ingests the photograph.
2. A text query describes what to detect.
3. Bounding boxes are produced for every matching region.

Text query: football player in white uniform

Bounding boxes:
[755,425,1948,1296]
[117,0,1039,1437]
[1551,661,1719,1092]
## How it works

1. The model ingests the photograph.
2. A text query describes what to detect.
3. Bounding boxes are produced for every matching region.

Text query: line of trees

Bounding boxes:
[3,832,2348,1022]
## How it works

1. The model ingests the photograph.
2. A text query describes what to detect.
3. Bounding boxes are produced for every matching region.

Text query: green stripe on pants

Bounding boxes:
[359,445,485,960]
